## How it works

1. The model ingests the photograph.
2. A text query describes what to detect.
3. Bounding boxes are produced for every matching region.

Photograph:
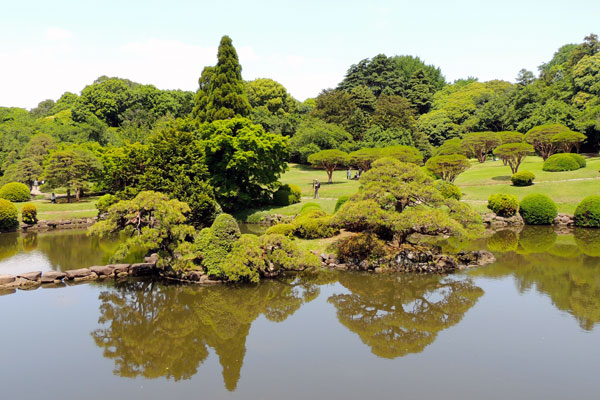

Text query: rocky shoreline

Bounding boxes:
[482,212,574,228]
[19,217,98,232]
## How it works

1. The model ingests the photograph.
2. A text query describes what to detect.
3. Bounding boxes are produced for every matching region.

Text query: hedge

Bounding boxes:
[542,153,582,172]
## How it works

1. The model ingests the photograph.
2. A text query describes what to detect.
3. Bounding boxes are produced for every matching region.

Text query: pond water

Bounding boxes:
[1,227,600,399]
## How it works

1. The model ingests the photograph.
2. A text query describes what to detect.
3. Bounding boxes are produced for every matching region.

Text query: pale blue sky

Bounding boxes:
[2,0,599,108]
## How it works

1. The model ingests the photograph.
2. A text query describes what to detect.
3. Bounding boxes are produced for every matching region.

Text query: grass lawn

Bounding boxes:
[455,156,600,214]
[13,196,99,221]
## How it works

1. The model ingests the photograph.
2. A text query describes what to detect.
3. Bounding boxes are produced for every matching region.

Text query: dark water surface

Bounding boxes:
[1,227,600,399]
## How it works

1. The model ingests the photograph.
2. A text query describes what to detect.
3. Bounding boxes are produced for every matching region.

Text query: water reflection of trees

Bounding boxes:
[91,273,334,391]
[328,273,483,358]
[480,227,600,331]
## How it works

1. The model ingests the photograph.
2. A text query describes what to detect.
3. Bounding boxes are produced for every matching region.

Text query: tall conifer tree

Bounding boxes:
[193,36,251,122]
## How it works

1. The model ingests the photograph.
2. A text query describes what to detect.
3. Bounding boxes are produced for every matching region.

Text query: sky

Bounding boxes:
[1,0,599,109]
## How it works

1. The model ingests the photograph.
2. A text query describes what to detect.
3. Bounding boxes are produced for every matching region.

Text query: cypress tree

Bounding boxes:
[193,36,251,122]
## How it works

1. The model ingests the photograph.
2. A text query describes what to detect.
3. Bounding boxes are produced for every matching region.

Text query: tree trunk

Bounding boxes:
[76,188,81,201]
[66,189,71,203]
[327,169,333,183]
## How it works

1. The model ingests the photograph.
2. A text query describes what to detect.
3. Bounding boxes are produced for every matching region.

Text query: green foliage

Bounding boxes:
[195,214,242,278]
[519,194,558,225]
[574,195,600,227]
[198,117,288,210]
[0,182,30,202]
[221,234,320,282]
[335,232,388,262]
[425,154,470,182]
[511,170,535,186]
[435,138,467,156]
[0,158,43,188]
[265,223,295,237]
[0,199,19,230]
[568,153,587,168]
[300,202,322,214]
[380,145,423,165]
[435,180,462,200]
[525,124,570,160]
[493,142,534,174]
[21,203,37,225]
[542,153,582,171]
[308,149,349,183]
[293,210,338,239]
[43,148,101,201]
[272,184,302,206]
[289,118,353,163]
[462,132,501,163]
[487,193,519,217]
[550,130,587,153]
[88,191,196,269]
[335,195,350,212]
[497,131,524,145]
[193,36,251,122]
[96,194,118,216]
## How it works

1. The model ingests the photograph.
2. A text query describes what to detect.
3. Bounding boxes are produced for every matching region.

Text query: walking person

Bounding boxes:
[313,179,320,199]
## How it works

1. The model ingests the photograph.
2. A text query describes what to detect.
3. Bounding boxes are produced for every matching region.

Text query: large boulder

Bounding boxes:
[41,271,66,283]
[17,271,42,282]
[65,268,94,280]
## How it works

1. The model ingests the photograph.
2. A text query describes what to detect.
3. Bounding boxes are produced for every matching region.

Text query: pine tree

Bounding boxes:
[193,36,251,122]
[407,69,434,115]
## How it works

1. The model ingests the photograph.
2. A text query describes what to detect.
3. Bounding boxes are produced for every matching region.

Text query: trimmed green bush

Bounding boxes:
[0,182,30,202]
[293,211,338,239]
[511,171,535,186]
[195,213,241,278]
[273,184,302,206]
[21,203,38,225]
[300,202,322,214]
[519,194,558,225]
[265,223,295,237]
[568,153,586,168]
[0,199,19,231]
[335,232,388,262]
[542,153,580,171]
[435,180,462,200]
[487,193,519,217]
[96,194,118,216]
[574,195,600,228]
[334,196,350,212]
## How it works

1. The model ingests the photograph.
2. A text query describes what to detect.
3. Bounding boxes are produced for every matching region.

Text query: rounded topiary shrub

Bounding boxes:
[435,180,462,200]
[300,202,322,214]
[0,182,31,202]
[0,199,19,231]
[574,195,600,228]
[265,223,295,237]
[519,194,558,225]
[273,184,302,206]
[293,211,338,239]
[21,203,38,225]
[568,153,586,168]
[334,196,350,212]
[511,171,535,186]
[487,193,519,217]
[542,153,580,172]
[96,194,118,216]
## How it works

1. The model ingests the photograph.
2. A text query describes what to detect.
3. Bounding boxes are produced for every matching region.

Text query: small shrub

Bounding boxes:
[334,196,350,212]
[293,212,338,239]
[519,194,558,225]
[265,223,295,237]
[195,213,241,278]
[335,232,388,262]
[435,180,462,200]
[273,184,302,206]
[300,202,322,214]
[96,194,118,217]
[574,195,600,228]
[0,199,19,231]
[568,153,586,168]
[487,193,519,217]
[542,153,580,172]
[0,182,30,202]
[511,171,535,186]
[21,203,38,225]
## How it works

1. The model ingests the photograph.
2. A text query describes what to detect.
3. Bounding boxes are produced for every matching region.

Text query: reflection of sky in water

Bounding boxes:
[0,251,53,275]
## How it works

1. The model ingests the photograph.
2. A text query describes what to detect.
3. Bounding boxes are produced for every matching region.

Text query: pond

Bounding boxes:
[1,227,599,399]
